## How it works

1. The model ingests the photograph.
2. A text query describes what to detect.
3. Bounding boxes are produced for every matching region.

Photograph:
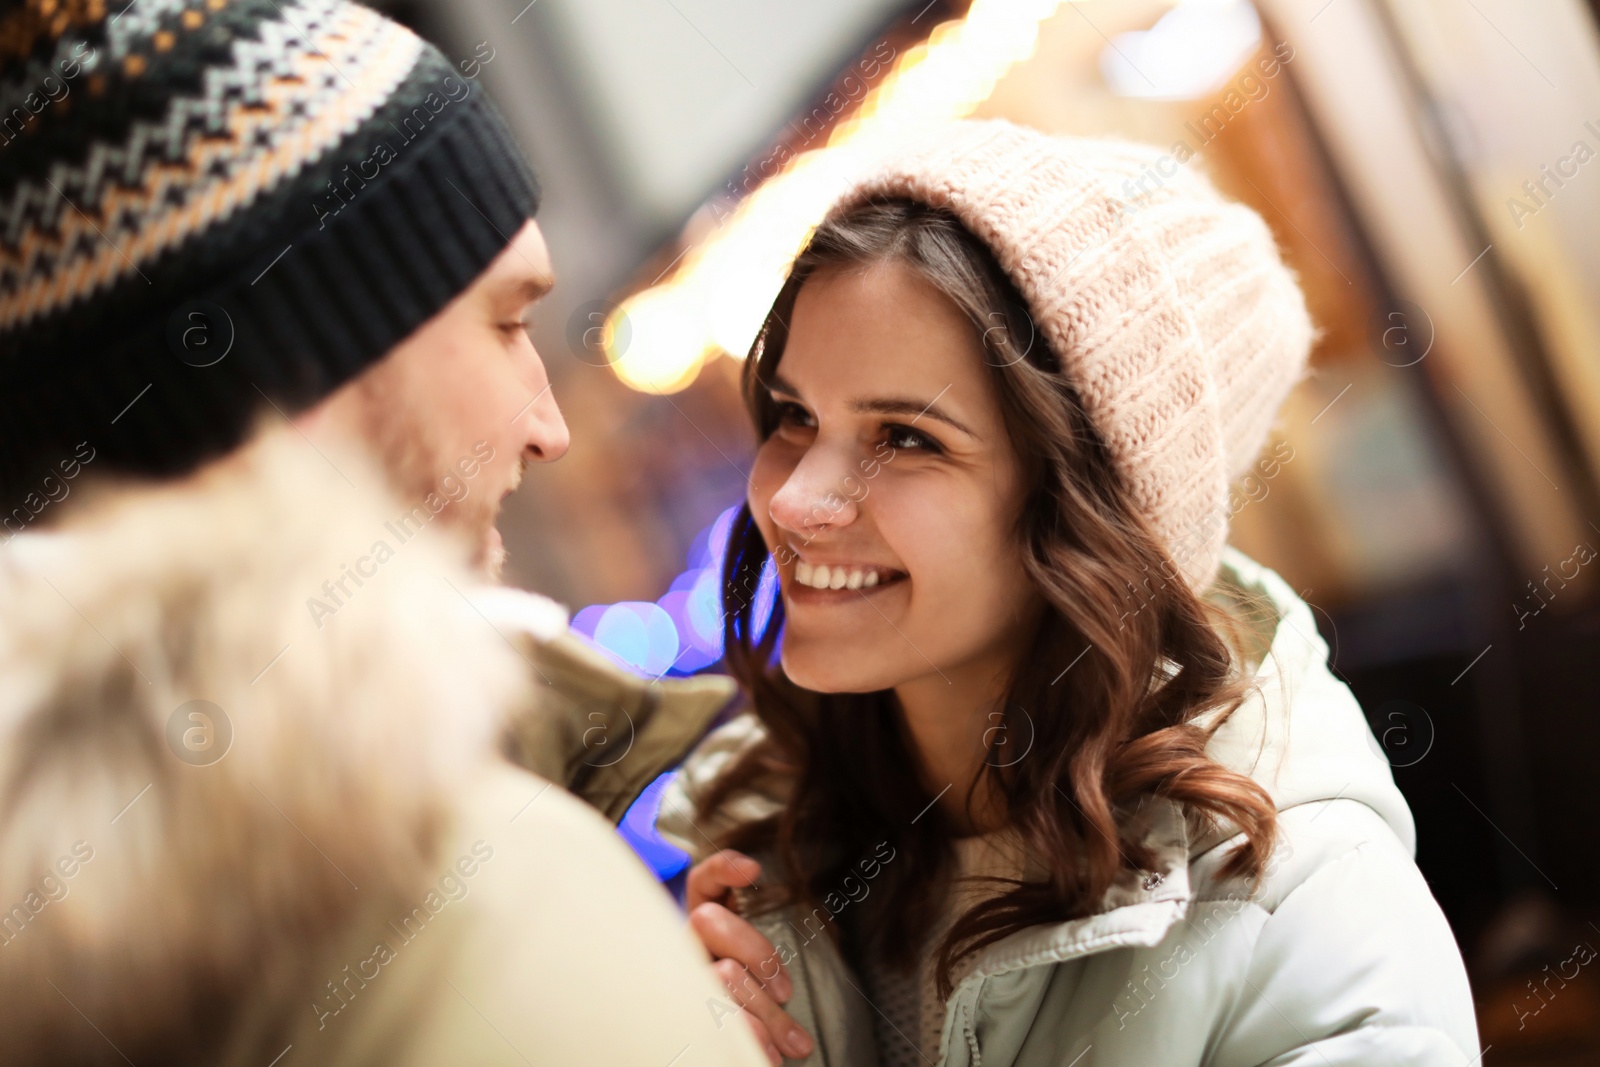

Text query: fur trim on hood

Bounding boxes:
[0,425,531,1065]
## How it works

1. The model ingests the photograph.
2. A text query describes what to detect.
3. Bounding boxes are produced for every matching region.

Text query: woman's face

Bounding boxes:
[748,261,1043,696]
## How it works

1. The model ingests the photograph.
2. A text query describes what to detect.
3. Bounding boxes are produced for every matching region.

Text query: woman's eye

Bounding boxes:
[775,401,815,430]
[885,423,940,453]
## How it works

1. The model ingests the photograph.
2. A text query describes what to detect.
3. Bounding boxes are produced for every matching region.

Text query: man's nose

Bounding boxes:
[522,386,569,463]
[767,446,859,537]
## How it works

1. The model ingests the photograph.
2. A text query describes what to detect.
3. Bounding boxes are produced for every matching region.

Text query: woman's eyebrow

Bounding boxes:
[766,373,803,398]
[851,392,975,437]
[767,375,976,437]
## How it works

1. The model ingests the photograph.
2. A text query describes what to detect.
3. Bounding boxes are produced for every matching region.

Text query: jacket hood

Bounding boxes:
[0,425,535,1064]
[1196,547,1414,858]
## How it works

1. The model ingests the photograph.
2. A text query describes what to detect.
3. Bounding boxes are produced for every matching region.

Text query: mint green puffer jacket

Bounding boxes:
[658,548,1481,1067]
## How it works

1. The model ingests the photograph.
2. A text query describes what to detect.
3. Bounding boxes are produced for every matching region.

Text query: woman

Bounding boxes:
[659,121,1479,1066]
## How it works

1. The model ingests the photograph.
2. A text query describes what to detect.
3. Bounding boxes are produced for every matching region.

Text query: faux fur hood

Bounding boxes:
[0,425,533,1064]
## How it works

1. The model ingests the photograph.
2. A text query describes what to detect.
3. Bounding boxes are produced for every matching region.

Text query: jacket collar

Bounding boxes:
[1188,547,1414,858]
[951,795,1194,995]
[950,547,1412,988]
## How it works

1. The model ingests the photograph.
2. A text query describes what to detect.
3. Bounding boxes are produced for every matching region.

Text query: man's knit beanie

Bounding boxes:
[0,0,541,504]
[837,120,1314,594]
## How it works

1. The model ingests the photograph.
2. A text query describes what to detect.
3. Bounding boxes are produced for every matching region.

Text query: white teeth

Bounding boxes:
[791,561,894,590]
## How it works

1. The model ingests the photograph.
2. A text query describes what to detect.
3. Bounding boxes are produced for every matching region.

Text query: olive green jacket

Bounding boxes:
[483,589,738,823]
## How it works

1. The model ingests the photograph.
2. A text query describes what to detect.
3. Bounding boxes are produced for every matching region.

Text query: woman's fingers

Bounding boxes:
[686,849,762,910]
[685,854,814,1059]
[714,957,814,1062]
[688,901,792,1002]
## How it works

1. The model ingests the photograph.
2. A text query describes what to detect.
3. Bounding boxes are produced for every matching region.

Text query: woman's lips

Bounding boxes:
[784,559,907,605]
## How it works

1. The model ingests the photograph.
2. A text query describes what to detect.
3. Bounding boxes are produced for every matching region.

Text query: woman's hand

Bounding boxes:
[687,850,815,1065]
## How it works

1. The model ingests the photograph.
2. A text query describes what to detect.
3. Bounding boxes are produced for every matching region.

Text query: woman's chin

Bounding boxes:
[780,648,899,695]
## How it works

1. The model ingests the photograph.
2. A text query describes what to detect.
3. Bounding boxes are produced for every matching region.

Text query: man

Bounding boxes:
[0,1,761,1063]
[0,0,723,823]
[0,0,564,559]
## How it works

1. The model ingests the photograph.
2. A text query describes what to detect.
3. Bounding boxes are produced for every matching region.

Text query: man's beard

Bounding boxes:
[354,377,505,580]
[482,524,507,581]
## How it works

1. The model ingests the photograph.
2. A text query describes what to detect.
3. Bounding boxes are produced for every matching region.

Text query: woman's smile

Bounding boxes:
[782,548,909,605]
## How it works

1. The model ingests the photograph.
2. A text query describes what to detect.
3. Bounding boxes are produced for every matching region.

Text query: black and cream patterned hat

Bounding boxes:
[0,0,541,501]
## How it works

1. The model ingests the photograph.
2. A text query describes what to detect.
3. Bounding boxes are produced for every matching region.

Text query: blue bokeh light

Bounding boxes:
[618,772,691,882]
[572,503,777,678]
[575,502,784,880]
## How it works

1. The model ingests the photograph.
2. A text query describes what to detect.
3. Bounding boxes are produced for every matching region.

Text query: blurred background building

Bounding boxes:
[374,0,1599,1058]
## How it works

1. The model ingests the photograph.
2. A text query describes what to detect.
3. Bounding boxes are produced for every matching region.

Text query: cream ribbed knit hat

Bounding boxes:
[836,120,1315,594]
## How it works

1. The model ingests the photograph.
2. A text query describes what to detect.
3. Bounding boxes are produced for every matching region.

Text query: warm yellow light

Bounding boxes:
[608,286,711,395]
[606,0,1069,392]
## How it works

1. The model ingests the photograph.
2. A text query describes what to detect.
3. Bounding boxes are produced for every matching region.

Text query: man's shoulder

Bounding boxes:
[349,759,772,1067]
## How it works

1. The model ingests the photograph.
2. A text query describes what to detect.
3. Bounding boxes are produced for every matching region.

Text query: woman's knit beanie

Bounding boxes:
[837,120,1314,595]
[0,0,540,505]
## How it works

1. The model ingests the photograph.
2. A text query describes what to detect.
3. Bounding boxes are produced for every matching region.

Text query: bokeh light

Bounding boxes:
[571,503,779,677]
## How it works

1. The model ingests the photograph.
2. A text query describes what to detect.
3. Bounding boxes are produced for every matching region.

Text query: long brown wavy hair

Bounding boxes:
[704,198,1279,997]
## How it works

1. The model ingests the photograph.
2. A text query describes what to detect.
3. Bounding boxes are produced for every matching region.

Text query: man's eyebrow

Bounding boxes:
[506,272,555,305]
[766,374,976,437]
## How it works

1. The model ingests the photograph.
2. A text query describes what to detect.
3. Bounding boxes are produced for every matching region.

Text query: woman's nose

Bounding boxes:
[767,448,860,538]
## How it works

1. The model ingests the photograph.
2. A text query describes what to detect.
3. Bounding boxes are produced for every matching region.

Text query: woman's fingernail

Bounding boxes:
[784,1027,813,1058]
